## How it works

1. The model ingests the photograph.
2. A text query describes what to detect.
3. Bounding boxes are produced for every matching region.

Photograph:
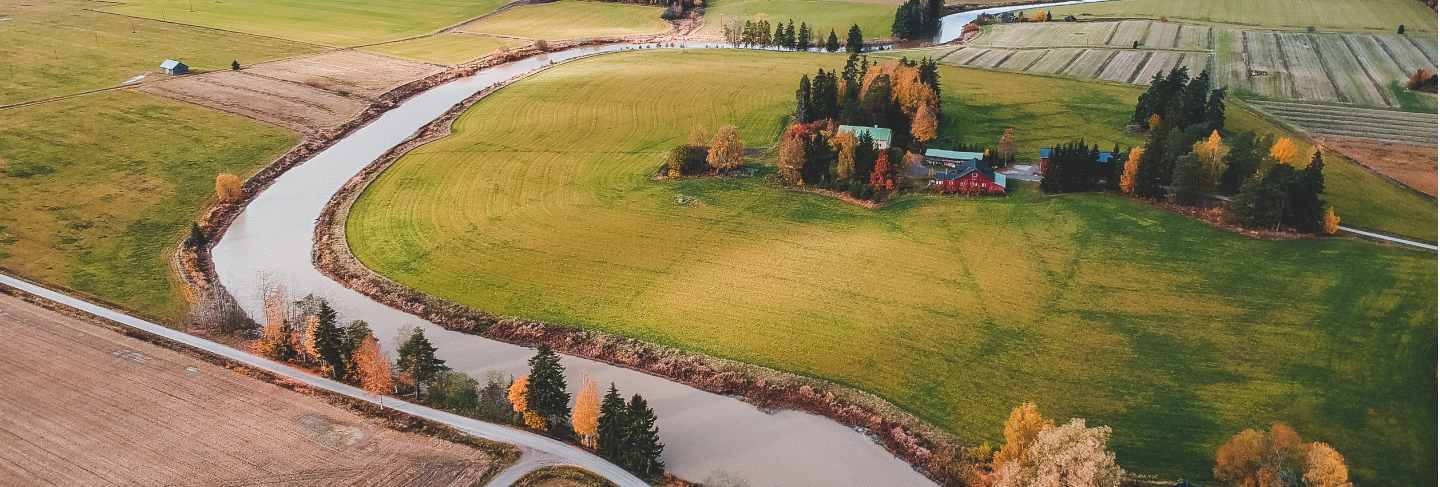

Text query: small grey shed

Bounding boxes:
[160,59,189,75]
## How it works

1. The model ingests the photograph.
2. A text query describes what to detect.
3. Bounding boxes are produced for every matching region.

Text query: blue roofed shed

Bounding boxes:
[925,148,985,164]
[160,59,189,75]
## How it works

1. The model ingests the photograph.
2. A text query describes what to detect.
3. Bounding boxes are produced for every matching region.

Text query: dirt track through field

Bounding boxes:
[0,291,507,487]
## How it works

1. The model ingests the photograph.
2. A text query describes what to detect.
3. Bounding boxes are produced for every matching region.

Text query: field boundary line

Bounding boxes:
[0,272,648,487]
[1303,34,1351,104]
[1339,35,1395,107]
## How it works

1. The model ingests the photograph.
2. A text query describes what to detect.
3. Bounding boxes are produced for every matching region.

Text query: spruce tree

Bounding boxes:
[795,74,812,122]
[846,24,864,53]
[596,383,628,460]
[1219,132,1261,194]
[773,22,785,48]
[1288,150,1326,233]
[826,29,840,52]
[397,328,447,399]
[621,394,665,478]
[1179,70,1211,129]
[311,302,348,381]
[797,22,811,50]
[1135,126,1170,198]
[526,345,571,435]
[783,20,796,49]
[1204,88,1227,133]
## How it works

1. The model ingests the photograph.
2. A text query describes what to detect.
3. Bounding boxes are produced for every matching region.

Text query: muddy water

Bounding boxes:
[935,0,1115,43]
[212,44,935,486]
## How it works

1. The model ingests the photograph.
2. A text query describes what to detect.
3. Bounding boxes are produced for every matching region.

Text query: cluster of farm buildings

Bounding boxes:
[837,124,1120,196]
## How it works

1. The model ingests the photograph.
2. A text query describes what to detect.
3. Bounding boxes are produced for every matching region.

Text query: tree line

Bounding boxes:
[892,0,943,41]
[1042,66,1338,235]
[249,289,666,479]
[777,55,941,202]
[724,20,865,53]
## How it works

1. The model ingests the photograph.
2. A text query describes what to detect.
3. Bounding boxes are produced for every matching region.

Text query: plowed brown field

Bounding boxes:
[0,291,509,487]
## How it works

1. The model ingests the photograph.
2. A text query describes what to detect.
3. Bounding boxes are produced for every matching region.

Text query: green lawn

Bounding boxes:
[1049,0,1436,32]
[459,1,670,41]
[0,0,316,105]
[697,0,901,40]
[364,33,529,65]
[0,90,299,321]
[101,0,509,47]
[347,49,1436,485]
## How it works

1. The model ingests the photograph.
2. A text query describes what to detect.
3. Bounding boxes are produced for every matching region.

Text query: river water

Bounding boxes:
[212,43,935,486]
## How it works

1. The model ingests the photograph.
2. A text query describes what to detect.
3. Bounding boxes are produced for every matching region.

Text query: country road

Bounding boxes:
[0,272,647,487]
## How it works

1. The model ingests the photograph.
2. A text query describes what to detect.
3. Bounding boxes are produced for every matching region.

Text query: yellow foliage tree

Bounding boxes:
[301,315,321,364]
[1148,114,1163,131]
[523,410,547,430]
[215,173,243,203]
[508,374,529,414]
[993,402,1053,470]
[1029,10,1047,22]
[352,335,393,395]
[1193,130,1231,184]
[831,132,858,181]
[706,125,745,172]
[912,104,938,143]
[998,128,1015,162]
[1120,147,1144,194]
[1214,428,1265,486]
[1270,137,1301,166]
[1303,443,1353,487]
[572,376,601,447]
[1323,207,1340,235]
[251,321,291,360]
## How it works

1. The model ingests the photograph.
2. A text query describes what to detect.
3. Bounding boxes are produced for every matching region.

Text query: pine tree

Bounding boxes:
[231,59,240,70]
[846,24,864,53]
[773,21,785,48]
[1204,88,1227,133]
[797,22,811,50]
[308,301,347,380]
[526,345,571,435]
[783,20,796,49]
[1180,70,1211,128]
[1134,126,1170,198]
[795,74,812,122]
[621,394,665,478]
[1288,150,1326,234]
[596,383,628,461]
[397,328,447,399]
[825,29,840,52]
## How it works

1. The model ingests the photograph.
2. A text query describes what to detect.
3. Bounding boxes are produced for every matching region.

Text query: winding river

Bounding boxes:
[212,2,1107,483]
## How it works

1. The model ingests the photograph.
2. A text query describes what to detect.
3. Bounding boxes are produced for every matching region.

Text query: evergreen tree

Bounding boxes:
[773,21,785,48]
[1179,70,1211,129]
[783,20,796,49]
[1204,88,1227,133]
[1288,151,1326,233]
[918,57,940,90]
[846,24,864,53]
[1171,152,1210,206]
[342,320,371,362]
[309,301,348,380]
[621,394,665,478]
[1219,132,1263,194]
[797,22,811,50]
[1134,126,1170,198]
[397,328,448,399]
[852,132,878,186]
[795,74,813,122]
[825,29,840,52]
[1232,165,1294,230]
[526,345,571,435]
[230,60,240,70]
[185,223,207,250]
[596,383,628,461]
[860,74,893,124]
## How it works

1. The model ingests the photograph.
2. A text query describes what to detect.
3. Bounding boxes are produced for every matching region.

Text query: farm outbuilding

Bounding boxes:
[160,59,189,75]
[925,148,985,167]
[931,160,1007,195]
[838,125,893,149]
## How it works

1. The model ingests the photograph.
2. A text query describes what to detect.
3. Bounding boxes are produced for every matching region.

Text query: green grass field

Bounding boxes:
[459,1,670,41]
[102,0,509,46]
[0,91,298,321]
[347,49,1436,485]
[697,0,900,40]
[0,0,316,105]
[1049,0,1436,32]
[363,33,529,65]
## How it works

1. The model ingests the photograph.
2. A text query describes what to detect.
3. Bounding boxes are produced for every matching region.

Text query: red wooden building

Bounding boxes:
[932,161,1007,195]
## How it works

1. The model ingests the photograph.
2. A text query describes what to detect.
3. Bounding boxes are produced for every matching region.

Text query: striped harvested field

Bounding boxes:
[1250,100,1437,146]
[1275,32,1339,102]
[997,49,1047,70]
[1243,30,1294,99]
[1108,20,1150,48]
[1142,21,1179,49]
[1311,34,1387,106]
[1218,29,1437,109]
[1132,51,1183,83]
[1097,50,1149,82]
[972,49,1014,68]
[1063,49,1117,78]
[1176,24,1212,50]
[1028,48,1085,74]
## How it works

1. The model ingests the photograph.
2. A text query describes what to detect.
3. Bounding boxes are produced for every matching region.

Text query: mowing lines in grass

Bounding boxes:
[1176,24,1212,50]
[1310,34,1388,106]
[1142,21,1179,49]
[1275,32,1340,103]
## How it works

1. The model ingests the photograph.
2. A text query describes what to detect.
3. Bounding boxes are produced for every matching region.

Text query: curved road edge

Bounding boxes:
[0,271,646,487]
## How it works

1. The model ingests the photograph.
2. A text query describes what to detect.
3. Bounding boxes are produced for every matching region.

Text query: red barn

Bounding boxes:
[932,161,1007,195]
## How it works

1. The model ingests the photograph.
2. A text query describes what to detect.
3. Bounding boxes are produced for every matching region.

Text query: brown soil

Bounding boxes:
[245,50,446,100]
[0,290,512,487]
[1318,135,1438,197]
[139,70,368,134]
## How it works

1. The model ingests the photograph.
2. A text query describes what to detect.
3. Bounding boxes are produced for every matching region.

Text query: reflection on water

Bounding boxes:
[212,43,935,486]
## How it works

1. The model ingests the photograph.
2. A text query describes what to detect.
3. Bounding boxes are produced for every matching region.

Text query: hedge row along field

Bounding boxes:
[346,49,1437,485]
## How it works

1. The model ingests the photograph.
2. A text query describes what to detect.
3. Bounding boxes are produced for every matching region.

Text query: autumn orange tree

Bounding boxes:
[1270,137,1301,166]
[869,151,894,197]
[1323,207,1340,235]
[508,374,529,420]
[706,125,745,172]
[1214,423,1352,487]
[1119,147,1143,194]
[572,376,600,447]
[1193,130,1230,185]
[831,131,858,181]
[912,104,938,143]
[998,128,1015,163]
[215,173,243,203]
[352,335,392,395]
[778,123,809,185]
[993,402,1052,470]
